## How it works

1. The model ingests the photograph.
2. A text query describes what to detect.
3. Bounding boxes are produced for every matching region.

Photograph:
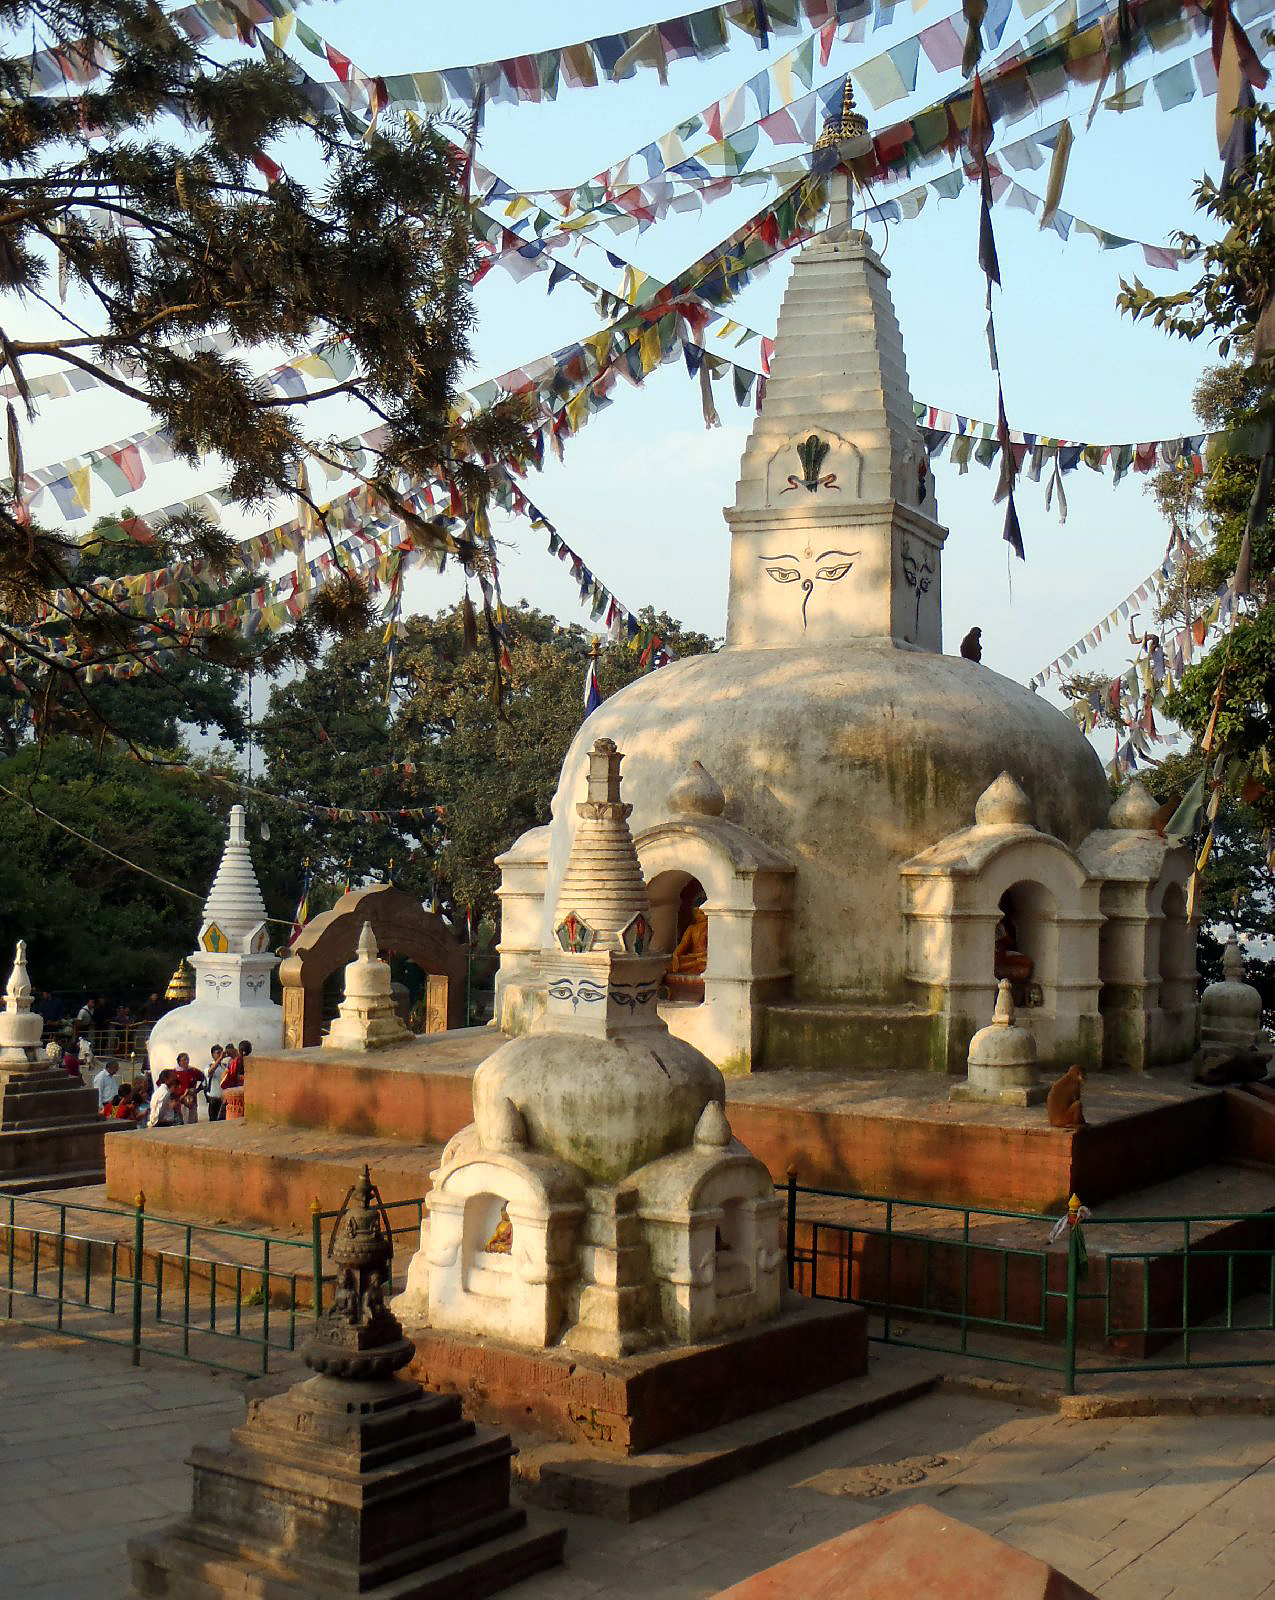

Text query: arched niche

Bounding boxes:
[995,879,1058,1007]
[1158,879,1195,1009]
[634,817,795,1074]
[278,884,468,1049]
[902,827,1103,1071]
[648,870,708,1007]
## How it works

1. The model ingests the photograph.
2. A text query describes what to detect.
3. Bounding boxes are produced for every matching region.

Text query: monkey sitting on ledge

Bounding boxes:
[1047,1064,1086,1129]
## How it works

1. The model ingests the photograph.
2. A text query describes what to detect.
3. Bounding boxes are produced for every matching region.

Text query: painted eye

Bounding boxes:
[765,567,801,583]
[815,562,852,581]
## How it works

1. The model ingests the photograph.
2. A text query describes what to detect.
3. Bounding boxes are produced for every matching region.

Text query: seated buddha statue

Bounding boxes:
[666,904,708,1003]
[483,1203,513,1255]
[994,913,1034,1003]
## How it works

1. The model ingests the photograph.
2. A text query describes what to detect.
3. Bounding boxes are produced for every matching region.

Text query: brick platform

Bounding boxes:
[105,1122,443,1227]
[404,1295,868,1456]
[107,1028,1239,1232]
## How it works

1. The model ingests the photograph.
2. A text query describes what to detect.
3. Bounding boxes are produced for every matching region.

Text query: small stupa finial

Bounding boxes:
[6,940,31,1005]
[813,74,868,154]
[584,737,624,809]
[1223,935,1244,981]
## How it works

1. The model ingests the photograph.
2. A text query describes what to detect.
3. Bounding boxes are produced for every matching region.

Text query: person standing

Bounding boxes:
[147,1070,180,1128]
[172,1052,204,1125]
[220,1042,243,1091]
[91,1058,120,1111]
[204,1045,228,1121]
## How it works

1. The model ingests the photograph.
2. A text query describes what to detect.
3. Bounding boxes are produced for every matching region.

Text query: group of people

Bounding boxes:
[83,1040,252,1128]
[35,991,166,1059]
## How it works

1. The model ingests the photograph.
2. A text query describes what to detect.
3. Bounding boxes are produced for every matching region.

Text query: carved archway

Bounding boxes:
[278,885,468,1049]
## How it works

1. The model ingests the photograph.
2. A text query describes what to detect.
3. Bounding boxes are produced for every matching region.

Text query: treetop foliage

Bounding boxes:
[0,0,531,747]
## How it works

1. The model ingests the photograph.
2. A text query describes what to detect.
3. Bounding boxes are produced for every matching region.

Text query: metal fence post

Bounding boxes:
[130,1191,145,1367]
[785,1167,798,1291]
[311,1197,323,1318]
[1064,1222,1079,1396]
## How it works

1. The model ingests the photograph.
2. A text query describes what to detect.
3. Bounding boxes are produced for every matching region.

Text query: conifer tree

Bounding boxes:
[0,0,529,745]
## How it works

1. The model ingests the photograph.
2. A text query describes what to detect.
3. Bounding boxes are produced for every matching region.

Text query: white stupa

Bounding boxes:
[146,805,282,1072]
[493,90,1197,1079]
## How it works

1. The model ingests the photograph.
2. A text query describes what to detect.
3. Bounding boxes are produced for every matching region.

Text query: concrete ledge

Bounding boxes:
[516,1357,938,1522]
[405,1296,868,1457]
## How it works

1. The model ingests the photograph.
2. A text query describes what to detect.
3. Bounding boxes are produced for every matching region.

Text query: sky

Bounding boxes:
[8,0,1247,770]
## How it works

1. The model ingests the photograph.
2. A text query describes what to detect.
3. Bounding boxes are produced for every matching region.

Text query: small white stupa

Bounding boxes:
[951,979,1046,1106]
[1200,937,1265,1053]
[0,941,43,1064]
[0,941,106,1188]
[146,805,283,1072]
[400,739,783,1355]
[323,922,412,1052]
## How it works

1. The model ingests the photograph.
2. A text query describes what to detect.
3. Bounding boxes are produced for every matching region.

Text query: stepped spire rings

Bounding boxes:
[760,547,859,629]
[813,74,870,159]
[782,434,840,494]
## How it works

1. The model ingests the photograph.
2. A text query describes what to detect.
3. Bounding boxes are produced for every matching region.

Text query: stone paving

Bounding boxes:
[6,1323,1275,1600]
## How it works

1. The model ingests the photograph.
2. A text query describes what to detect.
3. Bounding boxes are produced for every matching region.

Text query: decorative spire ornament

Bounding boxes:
[813,75,872,232]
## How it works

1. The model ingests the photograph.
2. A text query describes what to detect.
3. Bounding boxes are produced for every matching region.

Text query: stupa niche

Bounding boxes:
[146,805,283,1072]
[490,93,1202,1079]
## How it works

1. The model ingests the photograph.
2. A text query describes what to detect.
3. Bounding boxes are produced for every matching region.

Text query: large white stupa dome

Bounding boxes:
[546,643,1108,1002]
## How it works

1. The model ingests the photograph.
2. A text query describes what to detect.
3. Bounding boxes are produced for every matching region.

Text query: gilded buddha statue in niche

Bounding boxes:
[666,886,708,1003]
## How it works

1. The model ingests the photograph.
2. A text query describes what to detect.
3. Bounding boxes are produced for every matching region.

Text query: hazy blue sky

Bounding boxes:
[14,0,1244,768]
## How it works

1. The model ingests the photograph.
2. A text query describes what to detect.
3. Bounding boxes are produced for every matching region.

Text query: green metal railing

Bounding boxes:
[783,1175,1275,1394]
[0,1190,426,1375]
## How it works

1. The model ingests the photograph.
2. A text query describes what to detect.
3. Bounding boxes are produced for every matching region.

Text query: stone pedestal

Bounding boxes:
[130,1375,565,1600]
[0,1064,107,1191]
[0,942,106,1191]
[132,1164,564,1598]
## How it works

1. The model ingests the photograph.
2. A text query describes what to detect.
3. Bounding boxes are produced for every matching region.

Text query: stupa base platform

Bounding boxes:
[403,1295,867,1457]
[514,1348,937,1522]
[106,1038,1269,1229]
[0,1065,111,1192]
[948,1082,1049,1108]
[106,1121,444,1228]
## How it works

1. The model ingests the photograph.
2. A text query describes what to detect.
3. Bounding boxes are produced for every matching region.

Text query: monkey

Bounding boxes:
[959,626,982,663]
[1046,1064,1086,1129]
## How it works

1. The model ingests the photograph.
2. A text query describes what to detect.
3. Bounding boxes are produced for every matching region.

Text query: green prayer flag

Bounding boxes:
[294,20,326,59]
[1152,60,1195,111]
[791,35,815,90]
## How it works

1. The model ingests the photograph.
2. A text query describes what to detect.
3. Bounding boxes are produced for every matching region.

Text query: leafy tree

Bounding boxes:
[0,734,228,994]
[254,603,717,928]
[0,0,530,744]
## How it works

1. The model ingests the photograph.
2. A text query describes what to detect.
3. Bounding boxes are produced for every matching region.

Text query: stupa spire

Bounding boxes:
[541,739,663,1038]
[201,804,268,952]
[812,74,870,230]
[723,87,947,656]
[551,739,651,955]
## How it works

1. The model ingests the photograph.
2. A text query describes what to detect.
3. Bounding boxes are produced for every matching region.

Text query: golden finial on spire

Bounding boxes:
[813,74,869,154]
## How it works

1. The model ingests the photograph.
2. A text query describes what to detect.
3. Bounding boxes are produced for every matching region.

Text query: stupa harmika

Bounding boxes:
[495,123,1199,1078]
[146,804,283,1072]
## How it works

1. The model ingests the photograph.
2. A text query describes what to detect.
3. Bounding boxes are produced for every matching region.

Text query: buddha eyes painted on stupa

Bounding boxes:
[759,549,858,628]
[901,536,934,636]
